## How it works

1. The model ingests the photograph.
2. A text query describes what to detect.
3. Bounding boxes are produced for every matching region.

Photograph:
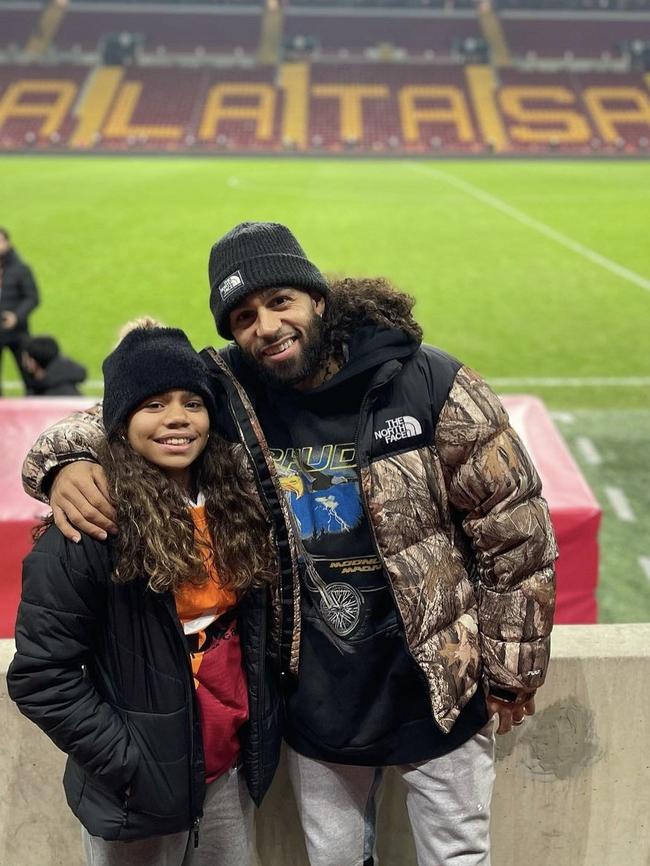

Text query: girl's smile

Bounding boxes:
[127,390,210,488]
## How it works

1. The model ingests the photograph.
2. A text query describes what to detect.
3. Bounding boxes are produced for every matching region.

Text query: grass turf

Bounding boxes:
[1,156,649,621]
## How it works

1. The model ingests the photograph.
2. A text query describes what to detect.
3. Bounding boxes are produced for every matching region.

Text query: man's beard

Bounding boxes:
[241,313,326,390]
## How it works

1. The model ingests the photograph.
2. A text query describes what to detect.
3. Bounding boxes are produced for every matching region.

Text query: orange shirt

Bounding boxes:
[174,502,248,783]
[174,504,237,631]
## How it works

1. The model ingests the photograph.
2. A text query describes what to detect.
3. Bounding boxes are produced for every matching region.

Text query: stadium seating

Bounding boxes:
[495,0,650,9]
[500,15,650,59]
[283,11,481,56]
[497,68,650,151]
[53,8,262,53]
[2,0,649,155]
[0,64,87,150]
[308,62,478,150]
[0,7,40,51]
[1,61,648,154]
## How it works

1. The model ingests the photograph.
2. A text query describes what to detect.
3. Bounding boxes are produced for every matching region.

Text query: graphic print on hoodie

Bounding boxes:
[272,437,380,640]
[249,326,488,766]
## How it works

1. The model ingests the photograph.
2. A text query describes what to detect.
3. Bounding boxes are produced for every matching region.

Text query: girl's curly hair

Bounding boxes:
[321,277,423,362]
[97,434,275,595]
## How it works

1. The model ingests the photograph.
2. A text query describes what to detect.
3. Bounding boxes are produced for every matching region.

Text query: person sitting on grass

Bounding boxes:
[21,335,87,396]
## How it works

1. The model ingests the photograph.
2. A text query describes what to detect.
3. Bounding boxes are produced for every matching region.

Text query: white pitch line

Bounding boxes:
[489,377,650,387]
[407,164,650,294]
[2,376,650,392]
[550,411,575,423]
[1,379,104,392]
[575,436,602,466]
[605,486,636,522]
[640,557,650,584]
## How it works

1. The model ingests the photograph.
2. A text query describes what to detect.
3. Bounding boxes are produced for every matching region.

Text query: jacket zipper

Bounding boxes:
[161,594,203,844]
[229,398,284,645]
[202,348,291,799]
[354,377,442,728]
[227,399,274,785]
[207,348,292,674]
[253,584,268,794]
[193,817,200,848]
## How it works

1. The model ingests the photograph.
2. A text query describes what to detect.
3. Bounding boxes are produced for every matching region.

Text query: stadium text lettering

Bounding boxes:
[499,87,591,143]
[1,72,649,149]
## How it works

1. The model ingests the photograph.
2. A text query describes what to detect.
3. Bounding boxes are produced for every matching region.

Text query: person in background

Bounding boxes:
[0,227,39,395]
[22,335,87,396]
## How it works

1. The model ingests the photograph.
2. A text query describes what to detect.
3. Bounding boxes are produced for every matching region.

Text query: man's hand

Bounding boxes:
[50,462,117,543]
[1,311,18,329]
[486,694,536,735]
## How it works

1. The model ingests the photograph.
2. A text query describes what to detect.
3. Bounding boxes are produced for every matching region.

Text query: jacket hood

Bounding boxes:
[308,323,418,394]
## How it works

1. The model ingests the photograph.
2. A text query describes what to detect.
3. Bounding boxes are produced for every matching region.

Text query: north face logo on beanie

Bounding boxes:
[208,221,330,341]
[219,270,244,299]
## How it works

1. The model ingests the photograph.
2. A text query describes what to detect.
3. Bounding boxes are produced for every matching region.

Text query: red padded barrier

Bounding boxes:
[0,395,599,638]
[501,396,600,625]
[0,398,90,638]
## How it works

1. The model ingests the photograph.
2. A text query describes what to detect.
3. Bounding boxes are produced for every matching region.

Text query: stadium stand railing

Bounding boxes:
[53,7,263,55]
[283,9,482,58]
[499,12,650,60]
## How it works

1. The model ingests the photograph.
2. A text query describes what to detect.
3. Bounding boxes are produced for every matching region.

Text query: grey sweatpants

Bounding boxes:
[82,764,254,866]
[287,719,496,866]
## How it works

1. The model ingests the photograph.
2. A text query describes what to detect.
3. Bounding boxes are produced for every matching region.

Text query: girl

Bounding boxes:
[8,322,277,866]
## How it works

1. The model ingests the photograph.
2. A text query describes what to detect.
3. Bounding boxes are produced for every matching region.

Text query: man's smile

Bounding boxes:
[259,334,300,361]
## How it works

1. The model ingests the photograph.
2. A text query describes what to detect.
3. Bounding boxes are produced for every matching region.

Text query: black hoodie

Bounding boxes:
[0,248,39,337]
[232,326,487,765]
[32,355,87,396]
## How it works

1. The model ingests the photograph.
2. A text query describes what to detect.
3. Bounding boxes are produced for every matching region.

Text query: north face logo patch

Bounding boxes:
[219,270,243,299]
[374,416,423,444]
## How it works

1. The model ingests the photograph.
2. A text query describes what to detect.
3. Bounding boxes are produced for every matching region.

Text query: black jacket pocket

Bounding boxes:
[122,707,192,821]
[64,758,128,841]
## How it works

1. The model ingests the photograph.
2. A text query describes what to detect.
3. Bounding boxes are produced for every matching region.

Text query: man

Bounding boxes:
[0,227,40,395]
[23,222,556,866]
[21,335,87,396]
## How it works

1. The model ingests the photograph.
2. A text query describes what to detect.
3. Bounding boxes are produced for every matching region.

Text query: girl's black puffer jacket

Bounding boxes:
[7,525,281,841]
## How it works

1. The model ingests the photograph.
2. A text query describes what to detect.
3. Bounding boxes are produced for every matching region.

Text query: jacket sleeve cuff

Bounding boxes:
[481,632,551,692]
[478,566,555,642]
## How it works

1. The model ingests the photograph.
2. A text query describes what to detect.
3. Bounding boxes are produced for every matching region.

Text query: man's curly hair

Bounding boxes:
[321,277,423,362]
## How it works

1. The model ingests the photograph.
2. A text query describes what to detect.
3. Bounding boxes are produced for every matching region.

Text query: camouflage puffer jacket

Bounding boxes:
[357,351,557,731]
[211,342,557,733]
[22,346,556,735]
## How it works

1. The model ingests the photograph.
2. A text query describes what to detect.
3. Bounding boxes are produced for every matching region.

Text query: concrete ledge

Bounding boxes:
[2,624,649,866]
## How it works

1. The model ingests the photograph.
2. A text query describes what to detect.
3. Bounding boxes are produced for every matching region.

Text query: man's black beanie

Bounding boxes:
[102,326,217,438]
[208,222,329,340]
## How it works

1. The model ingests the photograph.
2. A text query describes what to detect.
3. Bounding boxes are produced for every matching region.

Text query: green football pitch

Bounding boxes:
[2,156,649,621]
